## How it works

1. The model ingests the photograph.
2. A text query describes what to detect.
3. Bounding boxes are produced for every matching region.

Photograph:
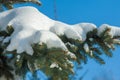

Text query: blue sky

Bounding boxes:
[15,0,120,80]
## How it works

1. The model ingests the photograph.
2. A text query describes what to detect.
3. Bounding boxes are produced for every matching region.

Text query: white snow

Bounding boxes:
[67,51,76,59]
[50,62,63,71]
[73,24,86,41]
[0,6,54,31]
[16,55,21,62]
[98,24,120,38]
[50,62,59,68]
[73,23,97,41]
[59,67,62,71]
[34,30,68,50]
[83,43,89,53]
[50,21,82,41]
[6,29,37,55]
[90,50,93,57]
[77,23,97,33]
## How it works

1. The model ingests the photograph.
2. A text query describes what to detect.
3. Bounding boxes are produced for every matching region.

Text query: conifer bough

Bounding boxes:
[0,1,120,80]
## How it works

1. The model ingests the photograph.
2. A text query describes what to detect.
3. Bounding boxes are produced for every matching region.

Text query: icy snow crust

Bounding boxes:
[1,6,118,55]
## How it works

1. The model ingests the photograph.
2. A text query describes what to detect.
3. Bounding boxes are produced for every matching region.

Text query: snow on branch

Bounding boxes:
[98,24,120,38]
[73,23,97,41]
[0,6,120,80]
